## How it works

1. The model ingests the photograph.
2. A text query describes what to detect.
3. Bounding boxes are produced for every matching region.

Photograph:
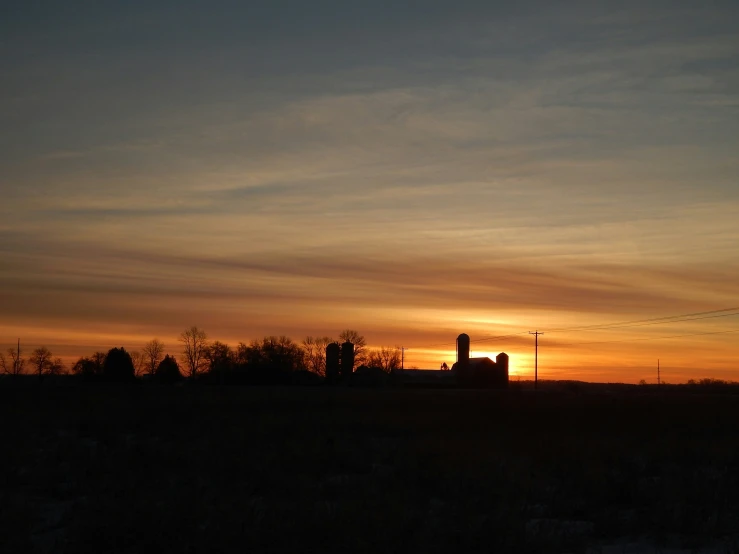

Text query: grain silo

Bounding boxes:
[340,341,355,378]
[495,352,508,383]
[496,352,510,387]
[456,333,470,365]
[326,342,340,382]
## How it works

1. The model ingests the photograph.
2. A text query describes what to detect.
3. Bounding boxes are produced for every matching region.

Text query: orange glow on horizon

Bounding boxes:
[3,310,739,384]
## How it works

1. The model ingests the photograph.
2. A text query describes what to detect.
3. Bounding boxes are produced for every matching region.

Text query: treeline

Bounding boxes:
[0,327,406,385]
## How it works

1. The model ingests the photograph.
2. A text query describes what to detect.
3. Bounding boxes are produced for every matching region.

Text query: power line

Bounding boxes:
[472,331,531,344]
[542,307,739,334]
[545,311,739,334]
[545,307,739,331]
[556,327,739,347]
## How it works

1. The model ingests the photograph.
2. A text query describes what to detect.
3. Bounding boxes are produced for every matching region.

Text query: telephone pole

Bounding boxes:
[529,331,543,390]
[401,347,405,370]
[657,359,660,386]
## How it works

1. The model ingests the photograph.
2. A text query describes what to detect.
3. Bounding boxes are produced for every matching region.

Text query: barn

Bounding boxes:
[451,334,509,389]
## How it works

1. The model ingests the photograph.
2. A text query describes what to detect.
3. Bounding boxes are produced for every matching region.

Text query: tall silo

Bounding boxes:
[496,352,510,388]
[456,333,470,364]
[340,341,355,378]
[326,342,340,383]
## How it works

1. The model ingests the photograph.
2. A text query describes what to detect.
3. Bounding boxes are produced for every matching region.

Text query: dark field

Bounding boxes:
[2,384,739,553]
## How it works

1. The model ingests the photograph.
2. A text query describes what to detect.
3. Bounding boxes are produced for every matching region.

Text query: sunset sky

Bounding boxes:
[1,1,738,383]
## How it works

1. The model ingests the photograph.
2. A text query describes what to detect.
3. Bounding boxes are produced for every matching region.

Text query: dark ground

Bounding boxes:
[1,383,739,553]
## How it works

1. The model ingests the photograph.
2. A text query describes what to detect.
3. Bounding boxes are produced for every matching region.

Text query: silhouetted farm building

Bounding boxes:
[325,342,340,383]
[327,333,509,389]
[452,333,509,388]
[325,341,354,383]
[340,341,355,378]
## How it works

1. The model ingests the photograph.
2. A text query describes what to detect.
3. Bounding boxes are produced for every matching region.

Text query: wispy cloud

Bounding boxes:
[1,1,737,380]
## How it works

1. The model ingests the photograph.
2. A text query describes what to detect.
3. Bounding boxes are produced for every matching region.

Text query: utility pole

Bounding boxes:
[529,331,543,390]
[657,359,660,386]
[17,338,20,374]
[401,347,405,370]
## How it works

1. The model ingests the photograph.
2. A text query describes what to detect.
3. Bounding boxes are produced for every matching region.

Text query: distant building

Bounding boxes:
[340,341,355,378]
[326,343,340,383]
[328,333,509,389]
[451,334,509,388]
[390,368,458,387]
[325,341,356,385]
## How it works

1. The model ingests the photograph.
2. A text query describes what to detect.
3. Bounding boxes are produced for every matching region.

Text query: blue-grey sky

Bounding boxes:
[1,1,738,381]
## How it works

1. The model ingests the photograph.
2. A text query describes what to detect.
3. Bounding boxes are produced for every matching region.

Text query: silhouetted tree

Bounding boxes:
[103,347,135,382]
[367,346,402,373]
[179,326,209,378]
[235,341,249,366]
[0,340,25,376]
[302,336,334,376]
[142,339,165,375]
[236,336,305,384]
[130,351,146,377]
[686,378,736,388]
[700,378,727,386]
[48,357,65,376]
[0,352,13,376]
[264,336,305,371]
[91,351,106,369]
[155,354,182,384]
[72,352,106,379]
[29,347,54,379]
[206,341,234,375]
[72,357,100,379]
[338,329,366,369]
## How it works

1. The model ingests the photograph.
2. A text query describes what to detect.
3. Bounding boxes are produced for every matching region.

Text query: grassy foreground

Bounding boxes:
[2,384,739,553]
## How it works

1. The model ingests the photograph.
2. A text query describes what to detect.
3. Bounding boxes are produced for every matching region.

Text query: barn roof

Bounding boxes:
[468,357,496,365]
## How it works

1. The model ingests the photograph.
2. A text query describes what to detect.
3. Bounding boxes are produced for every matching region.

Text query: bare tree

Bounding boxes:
[302,336,334,376]
[338,329,367,369]
[130,351,147,377]
[48,357,65,376]
[91,351,106,369]
[0,352,9,375]
[367,346,402,373]
[239,336,305,377]
[142,339,165,375]
[29,347,54,379]
[179,326,209,378]
[206,341,234,374]
[0,339,25,376]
